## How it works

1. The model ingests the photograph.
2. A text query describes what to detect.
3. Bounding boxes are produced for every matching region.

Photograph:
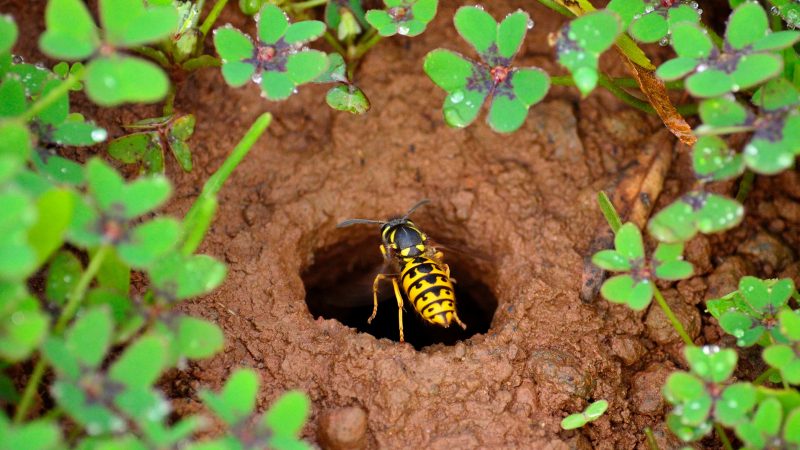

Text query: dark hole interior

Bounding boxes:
[303,233,498,350]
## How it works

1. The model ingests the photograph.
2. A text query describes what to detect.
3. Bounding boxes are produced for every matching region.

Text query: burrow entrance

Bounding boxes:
[303,233,498,350]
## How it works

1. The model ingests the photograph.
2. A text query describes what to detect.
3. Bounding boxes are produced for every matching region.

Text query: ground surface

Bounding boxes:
[7,0,800,448]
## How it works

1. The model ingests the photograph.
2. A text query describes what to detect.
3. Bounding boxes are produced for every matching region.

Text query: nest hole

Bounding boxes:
[303,233,497,350]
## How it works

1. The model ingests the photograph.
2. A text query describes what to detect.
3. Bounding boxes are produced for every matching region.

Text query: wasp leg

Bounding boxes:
[442,263,457,284]
[391,277,406,342]
[370,273,392,324]
[453,310,467,330]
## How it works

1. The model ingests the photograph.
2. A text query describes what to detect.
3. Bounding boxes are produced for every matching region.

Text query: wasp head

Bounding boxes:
[381,219,427,259]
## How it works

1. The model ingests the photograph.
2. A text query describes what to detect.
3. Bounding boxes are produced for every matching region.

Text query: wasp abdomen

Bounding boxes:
[400,257,458,327]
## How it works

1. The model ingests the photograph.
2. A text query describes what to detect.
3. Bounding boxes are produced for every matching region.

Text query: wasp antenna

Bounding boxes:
[403,199,431,219]
[336,218,386,228]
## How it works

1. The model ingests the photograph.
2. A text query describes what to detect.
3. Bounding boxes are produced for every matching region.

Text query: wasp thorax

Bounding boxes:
[257,46,276,62]
[491,66,510,84]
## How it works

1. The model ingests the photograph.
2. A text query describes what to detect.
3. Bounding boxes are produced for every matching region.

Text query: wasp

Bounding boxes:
[337,200,467,342]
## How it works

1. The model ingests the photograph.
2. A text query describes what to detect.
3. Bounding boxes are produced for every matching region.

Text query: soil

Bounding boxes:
[6,0,800,448]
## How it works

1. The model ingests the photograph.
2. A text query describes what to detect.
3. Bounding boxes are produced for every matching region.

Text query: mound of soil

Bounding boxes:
[8,0,800,448]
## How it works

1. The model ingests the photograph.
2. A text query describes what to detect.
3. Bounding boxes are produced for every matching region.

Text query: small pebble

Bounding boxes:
[737,231,795,275]
[318,406,368,450]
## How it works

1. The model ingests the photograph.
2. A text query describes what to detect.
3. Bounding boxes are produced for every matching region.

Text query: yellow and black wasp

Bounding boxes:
[337,200,466,342]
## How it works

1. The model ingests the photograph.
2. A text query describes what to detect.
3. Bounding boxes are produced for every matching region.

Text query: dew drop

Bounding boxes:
[770,6,781,15]
[527,19,535,29]
[450,90,465,103]
[251,72,262,83]
[91,128,108,142]
[398,25,410,35]
[659,37,670,46]
[12,54,23,64]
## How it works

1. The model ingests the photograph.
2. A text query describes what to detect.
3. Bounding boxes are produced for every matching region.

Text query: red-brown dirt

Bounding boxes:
[6,0,800,448]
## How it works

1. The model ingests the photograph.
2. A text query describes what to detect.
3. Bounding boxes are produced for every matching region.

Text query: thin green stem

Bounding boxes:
[290,0,328,11]
[653,286,693,346]
[163,85,177,116]
[323,31,347,57]
[19,69,83,122]
[715,423,734,450]
[14,245,111,423]
[352,28,382,60]
[200,0,229,39]
[754,367,778,385]
[644,427,661,450]
[130,45,171,69]
[598,75,656,114]
[736,171,755,203]
[534,0,576,18]
[597,191,622,233]
[182,113,272,254]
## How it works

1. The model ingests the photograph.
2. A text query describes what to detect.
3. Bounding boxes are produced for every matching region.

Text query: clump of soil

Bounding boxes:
[8,0,800,448]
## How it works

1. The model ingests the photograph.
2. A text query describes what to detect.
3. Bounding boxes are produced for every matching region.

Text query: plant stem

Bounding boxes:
[534,0,576,18]
[715,423,734,450]
[182,113,272,254]
[352,28,382,60]
[653,286,693,346]
[131,45,171,69]
[597,191,622,233]
[291,0,328,11]
[598,75,656,114]
[19,70,83,123]
[163,85,177,116]
[644,427,661,450]
[323,31,347,58]
[200,0,229,39]
[14,245,111,423]
[736,170,755,203]
[753,367,777,385]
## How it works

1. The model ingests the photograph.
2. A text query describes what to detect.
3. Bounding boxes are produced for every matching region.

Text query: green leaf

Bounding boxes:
[117,218,180,268]
[66,307,113,368]
[692,136,744,182]
[150,254,227,300]
[716,383,757,425]
[45,250,82,305]
[752,78,800,110]
[95,248,130,295]
[569,11,621,54]
[656,57,698,81]
[412,0,438,23]
[214,25,255,63]
[120,175,172,218]
[168,140,193,171]
[170,114,195,141]
[0,295,48,362]
[0,15,17,54]
[0,190,37,279]
[0,122,31,183]
[753,30,800,51]
[40,0,100,60]
[27,188,73,264]
[648,192,743,243]
[221,61,256,87]
[786,407,800,443]
[86,56,169,106]
[512,68,549,106]
[671,23,712,59]
[442,88,488,129]
[284,21,325,44]
[0,417,61,450]
[779,310,800,341]
[699,97,748,128]
[685,346,737,383]
[496,11,529,59]
[453,6,497,55]
[108,132,162,165]
[325,85,370,114]
[365,10,397,36]
[592,250,630,271]
[86,158,126,212]
[177,316,224,359]
[487,95,528,134]
[686,70,735,98]
[286,50,329,84]
[424,49,475,92]
[629,12,668,43]
[607,0,645,28]
[99,0,179,46]
[730,53,783,92]
[264,391,310,437]
[109,334,167,388]
[726,2,768,50]
[257,4,289,45]
[52,121,108,147]
[35,78,69,126]
[600,274,653,310]
[615,223,644,260]
[201,368,259,425]
[0,78,27,118]
[261,71,295,100]
[560,412,588,430]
